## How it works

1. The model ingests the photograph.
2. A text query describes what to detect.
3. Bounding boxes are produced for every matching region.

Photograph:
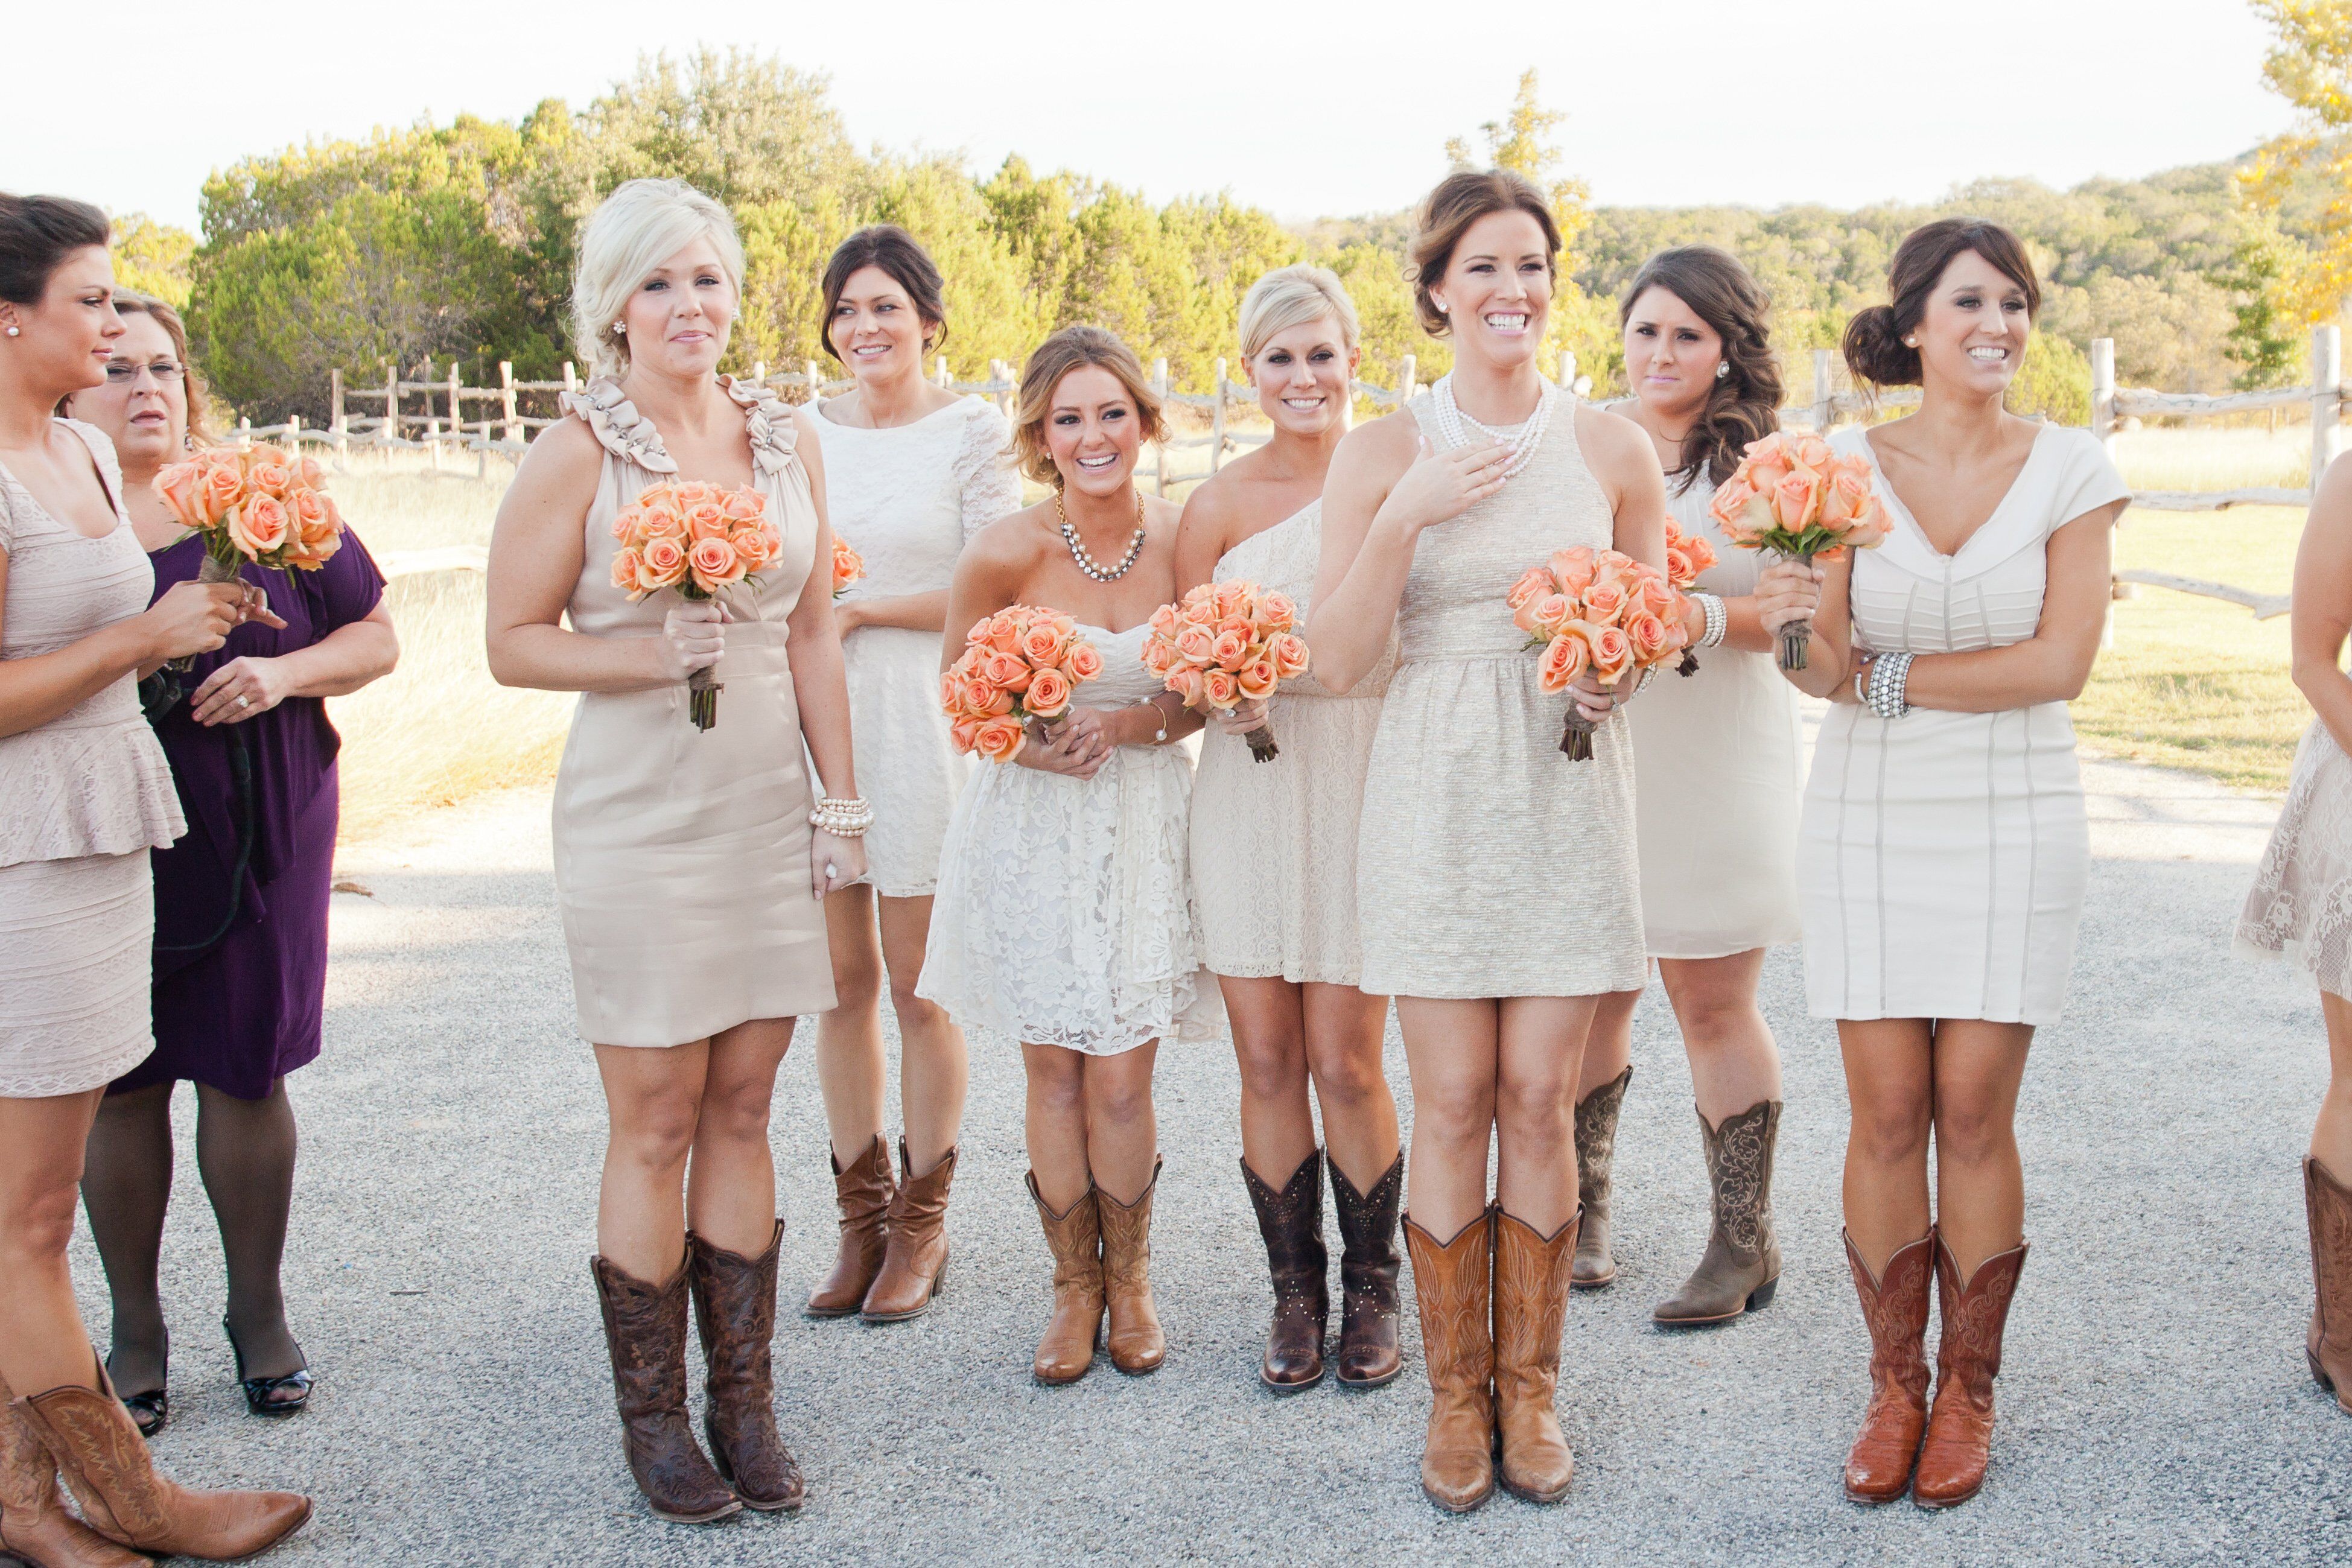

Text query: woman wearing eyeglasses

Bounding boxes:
[62,293,396,1436]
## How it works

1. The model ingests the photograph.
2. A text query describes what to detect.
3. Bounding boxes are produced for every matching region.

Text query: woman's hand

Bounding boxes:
[1376,436,1514,535]
[833,598,866,636]
[657,599,729,683]
[139,581,244,662]
[1568,667,1639,726]
[1754,559,1825,637]
[1211,695,1269,736]
[188,656,291,726]
[810,830,866,901]
[1014,706,1115,780]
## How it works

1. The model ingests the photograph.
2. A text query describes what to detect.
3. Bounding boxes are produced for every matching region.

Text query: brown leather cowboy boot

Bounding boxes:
[805,1134,893,1318]
[13,1353,311,1561]
[1842,1229,1934,1504]
[862,1141,957,1322]
[1653,1100,1784,1327]
[1028,1174,1104,1385]
[1571,1067,1630,1289]
[1493,1207,1578,1504]
[688,1222,804,1512]
[2305,1158,2352,1413]
[0,1370,145,1568]
[590,1251,742,1523]
[1329,1149,1403,1387]
[1913,1237,2027,1509]
[1242,1151,1328,1390]
[1403,1207,1495,1513]
[1099,1160,1167,1375]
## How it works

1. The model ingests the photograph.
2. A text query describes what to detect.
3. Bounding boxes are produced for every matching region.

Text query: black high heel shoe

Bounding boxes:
[118,1379,168,1438]
[223,1317,313,1418]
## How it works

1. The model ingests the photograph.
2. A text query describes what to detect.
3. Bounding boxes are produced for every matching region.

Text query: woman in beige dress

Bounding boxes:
[1178,265,1402,1392]
[0,191,309,1566]
[1571,247,1801,1326]
[487,179,865,1525]
[1311,170,1667,1513]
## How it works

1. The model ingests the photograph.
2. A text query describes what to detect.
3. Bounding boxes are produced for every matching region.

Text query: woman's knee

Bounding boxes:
[1236,1030,1310,1105]
[1305,1033,1387,1110]
[609,1085,702,1170]
[830,945,885,1015]
[1,1181,82,1262]
[1027,1053,1087,1116]
[1931,1093,2017,1166]
[1413,1079,1498,1150]
[1851,1094,1931,1167]
[1084,1063,1157,1127]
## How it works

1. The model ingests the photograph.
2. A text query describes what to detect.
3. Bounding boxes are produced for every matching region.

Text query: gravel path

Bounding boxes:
[71,744,2352,1566]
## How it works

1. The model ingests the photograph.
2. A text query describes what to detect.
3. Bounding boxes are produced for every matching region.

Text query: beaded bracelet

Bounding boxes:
[809,796,875,837]
[1691,591,1727,651]
[1864,651,1914,722]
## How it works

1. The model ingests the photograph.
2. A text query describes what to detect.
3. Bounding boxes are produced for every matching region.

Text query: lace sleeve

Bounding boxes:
[953,403,1024,541]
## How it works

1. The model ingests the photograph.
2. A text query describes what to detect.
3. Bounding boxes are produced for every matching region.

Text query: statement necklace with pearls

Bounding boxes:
[1431,372,1559,481]
[1055,487,1148,582]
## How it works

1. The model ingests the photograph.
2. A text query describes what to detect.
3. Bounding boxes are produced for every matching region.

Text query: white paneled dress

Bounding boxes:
[1799,424,2128,1026]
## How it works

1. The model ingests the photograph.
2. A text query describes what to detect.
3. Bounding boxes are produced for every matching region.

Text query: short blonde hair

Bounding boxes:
[1010,326,1166,488]
[570,179,746,378]
[1238,265,1359,363]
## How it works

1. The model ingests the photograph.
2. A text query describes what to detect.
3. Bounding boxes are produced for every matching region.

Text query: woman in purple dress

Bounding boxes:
[65,293,398,1435]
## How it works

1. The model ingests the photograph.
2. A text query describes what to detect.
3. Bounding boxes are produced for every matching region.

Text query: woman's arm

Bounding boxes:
[1587,405,1670,573]
[781,414,868,898]
[186,603,398,726]
[1756,552,1856,700]
[837,589,950,636]
[0,550,243,739]
[1172,479,1236,595]
[2293,458,2352,759]
[1897,503,2124,711]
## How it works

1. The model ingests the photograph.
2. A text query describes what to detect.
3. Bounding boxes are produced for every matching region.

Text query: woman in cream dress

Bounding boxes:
[804,226,1022,1326]
[1179,265,1403,1393]
[1757,220,2128,1511]
[1312,171,1667,1514]
[487,180,863,1523]
[1572,248,1801,1328]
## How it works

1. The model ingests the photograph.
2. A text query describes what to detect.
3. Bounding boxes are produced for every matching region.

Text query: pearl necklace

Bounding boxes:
[1055,489,1148,582]
[1431,373,1557,481]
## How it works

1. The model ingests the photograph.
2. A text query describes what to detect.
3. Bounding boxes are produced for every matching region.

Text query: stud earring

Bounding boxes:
[1902,335,1918,349]
[612,321,627,335]
[1435,301,1449,315]
[1715,362,1729,380]
[3,326,16,338]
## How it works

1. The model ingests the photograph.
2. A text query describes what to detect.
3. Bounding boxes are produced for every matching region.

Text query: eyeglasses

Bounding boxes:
[103,360,185,384]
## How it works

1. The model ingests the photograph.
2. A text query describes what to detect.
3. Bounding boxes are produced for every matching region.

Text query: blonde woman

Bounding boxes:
[488,179,865,1522]
[1177,265,1402,1392]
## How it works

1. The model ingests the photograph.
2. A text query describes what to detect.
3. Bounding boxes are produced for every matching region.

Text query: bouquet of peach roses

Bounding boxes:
[941,606,1102,764]
[1139,580,1311,763]
[153,444,345,667]
[1706,431,1892,671]
[831,534,865,598]
[608,480,784,731]
[1509,546,1689,761]
[1664,517,1718,677]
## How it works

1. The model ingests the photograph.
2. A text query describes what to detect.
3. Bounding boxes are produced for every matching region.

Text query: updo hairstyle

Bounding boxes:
[1843,218,2041,389]
[1237,264,1360,362]
[820,224,950,361]
[1009,326,1165,489]
[1406,170,1561,338]
[570,179,746,379]
[0,192,111,306]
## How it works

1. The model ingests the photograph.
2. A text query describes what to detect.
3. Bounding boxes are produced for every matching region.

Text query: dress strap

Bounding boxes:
[561,378,678,475]
[720,376,799,480]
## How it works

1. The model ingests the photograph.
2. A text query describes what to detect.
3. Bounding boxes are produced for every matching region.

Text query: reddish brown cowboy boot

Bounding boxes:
[591,1251,742,1524]
[1912,1236,2028,1509]
[1842,1230,1934,1505]
[1029,1175,1104,1385]
[0,1369,146,1568]
[1098,1161,1167,1375]
[1243,1151,1328,1390]
[2305,1158,2352,1414]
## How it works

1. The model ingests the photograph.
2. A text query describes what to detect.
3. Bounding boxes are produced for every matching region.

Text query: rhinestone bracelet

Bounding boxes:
[1691,591,1727,651]
[809,796,874,837]
[1866,651,1915,722]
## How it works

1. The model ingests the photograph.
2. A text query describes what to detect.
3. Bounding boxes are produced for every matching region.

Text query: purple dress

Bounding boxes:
[110,527,385,1101]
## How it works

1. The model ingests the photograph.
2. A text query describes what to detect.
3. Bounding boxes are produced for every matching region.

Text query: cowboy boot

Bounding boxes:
[13,1353,310,1561]
[1842,1229,1934,1504]
[806,1134,894,1318]
[1493,1207,1579,1504]
[1912,1237,2027,1509]
[1653,1100,1784,1327]
[1572,1067,1630,1289]
[1099,1160,1167,1375]
[590,1251,742,1523]
[688,1222,804,1511]
[1028,1175,1104,1385]
[1403,1208,1495,1513]
[0,1370,146,1568]
[1242,1152,1328,1390]
[862,1141,958,1322]
[2304,1158,2352,1413]
[1329,1150,1404,1388]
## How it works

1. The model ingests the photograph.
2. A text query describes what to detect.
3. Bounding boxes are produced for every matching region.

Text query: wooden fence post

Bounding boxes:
[1813,348,1834,431]
[1152,358,1170,497]
[447,363,462,436]
[238,416,252,449]
[936,354,951,388]
[1399,354,1417,407]
[329,369,343,436]
[499,362,518,442]
[751,360,766,387]
[1556,349,1575,392]
[381,363,398,446]
[478,421,492,480]
[2091,338,2118,648]
[2314,324,2342,495]
[993,360,1015,424]
[1209,358,1228,477]
[286,413,300,452]
[562,361,577,398]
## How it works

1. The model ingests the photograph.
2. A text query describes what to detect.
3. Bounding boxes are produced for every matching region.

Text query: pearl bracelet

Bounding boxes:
[809,796,874,837]
[1691,591,1727,651]
[1864,651,1914,721]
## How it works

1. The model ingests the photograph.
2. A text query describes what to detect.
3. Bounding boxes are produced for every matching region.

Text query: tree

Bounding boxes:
[1439,70,1598,376]
[110,214,195,308]
[2242,0,2352,321]
[2217,221,2310,389]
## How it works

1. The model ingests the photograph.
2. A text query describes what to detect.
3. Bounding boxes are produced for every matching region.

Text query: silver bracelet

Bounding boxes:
[1134,696,1171,745]
[1865,652,1914,721]
[1854,656,1874,706]
[1691,591,1727,651]
[809,796,874,837]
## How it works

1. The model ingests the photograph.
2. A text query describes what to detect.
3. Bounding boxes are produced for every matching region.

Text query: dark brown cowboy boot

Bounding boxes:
[2305,1158,2352,1413]
[1403,1207,1495,1513]
[1842,1229,1934,1505]
[0,1368,146,1568]
[862,1141,957,1322]
[1653,1100,1783,1326]
[1571,1067,1630,1289]
[688,1222,804,1511]
[1242,1152,1328,1390]
[1329,1149,1403,1387]
[1913,1237,2027,1509]
[806,1135,893,1318]
[591,1251,741,1523]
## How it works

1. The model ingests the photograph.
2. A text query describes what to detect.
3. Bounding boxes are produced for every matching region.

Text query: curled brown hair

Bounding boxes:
[1619,247,1782,491]
[1406,169,1562,337]
[109,291,218,445]
[1010,326,1165,488]
[1843,218,2042,389]
[820,224,949,362]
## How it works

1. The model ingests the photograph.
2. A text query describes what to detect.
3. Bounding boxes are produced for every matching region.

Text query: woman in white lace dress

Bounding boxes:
[2234,451,2352,1417]
[1757,220,2128,1510]
[920,327,1213,1386]
[804,228,1022,1325]
[0,193,309,1563]
[1311,171,1667,1514]
[1177,265,1402,1392]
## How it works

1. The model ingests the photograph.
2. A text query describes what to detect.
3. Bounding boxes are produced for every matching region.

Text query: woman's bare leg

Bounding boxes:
[1397,997,1499,1237]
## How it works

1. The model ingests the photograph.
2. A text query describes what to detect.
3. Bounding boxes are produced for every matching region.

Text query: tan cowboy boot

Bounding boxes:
[805,1135,893,1318]
[1571,1068,1630,1289]
[1099,1160,1167,1375]
[1028,1175,1104,1385]
[2305,1158,2352,1413]
[1912,1237,2027,1509]
[1493,1207,1578,1503]
[688,1222,803,1511]
[1403,1207,1495,1513]
[862,1141,958,1322]
[1842,1229,1934,1504]
[0,1369,145,1568]
[1653,1100,1784,1326]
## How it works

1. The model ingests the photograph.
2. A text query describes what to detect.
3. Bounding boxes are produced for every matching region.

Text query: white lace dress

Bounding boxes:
[0,421,185,1098]
[918,622,1221,1055]
[1190,503,1394,986]
[818,397,1022,896]
[2237,718,2352,995]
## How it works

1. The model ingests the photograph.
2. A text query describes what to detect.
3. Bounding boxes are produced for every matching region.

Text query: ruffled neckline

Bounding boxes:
[562,376,799,478]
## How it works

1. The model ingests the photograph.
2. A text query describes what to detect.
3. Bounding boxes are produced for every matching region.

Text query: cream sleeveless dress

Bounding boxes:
[2239,717,2352,995]
[1356,393,1647,999]
[1190,503,1394,987]
[0,420,185,1097]
[919,621,1220,1055]
[549,378,836,1047]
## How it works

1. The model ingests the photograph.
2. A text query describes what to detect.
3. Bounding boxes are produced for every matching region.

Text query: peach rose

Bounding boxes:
[1025,667,1073,718]
[611,546,646,596]
[1507,566,1553,611]
[154,462,208,529]
[1531,592,1575,638]
[950,714,983,753]
[244,451,295,498]
[1149,603,1180,639]
[1214,583,1248,620]
[641,534,688,581]
[1201,668,1239,709]
[296,455,326,489]
[721,487,766,522]
[732,526,772,571]
[1271,632,1310,678]
[1627,611,1673,663]
[1142,638,1176,676]
[1589,623,1633,682]
[1536,630,1588,693]
[638,504,687,543]
[1061,640,1102,682]
[197,457,244,520]
[1582,579,1628,623]
[1771,469,1820,532]
[1791,434,1835,473]
[1819,468,1873,528]
[1168,666,1207,707]
[983,649,1034,693]
[1020,618,1072,668]
[288,486,334,539]
[1665,545,1697,586]
[1237,657,1278,700]
[1548,546,1597,595]
[985,611,1025,655]
[686,502,731,543]
[1210,627,1251,671]
[1259,591,1297,630]
[967,679,1013,717]
[228,494,291,556]
[689,536,746,588]
[973,715,1026,763]
[1174,623,1215,666]
[941,670,965,714]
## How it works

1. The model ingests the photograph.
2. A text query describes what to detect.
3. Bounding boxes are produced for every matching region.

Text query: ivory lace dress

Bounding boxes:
[1190,503,1394,987]
[549,378,836,1047]
[1356,395,1647,1000]
[818,396,1022,896]
[0,421,185,1098]
[2237,718,2352,995]
[1802,424,2128,1025]
[919,622,1221,1055]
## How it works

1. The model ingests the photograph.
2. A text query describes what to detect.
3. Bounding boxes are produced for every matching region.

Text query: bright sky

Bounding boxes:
[5,0,2295,232]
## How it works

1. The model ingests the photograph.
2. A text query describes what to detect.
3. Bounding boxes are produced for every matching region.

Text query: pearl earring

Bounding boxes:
[1715,362,1729,380]
[1435,301,1449,315]
[1902,335,1918,349]
[3,326,16,337]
